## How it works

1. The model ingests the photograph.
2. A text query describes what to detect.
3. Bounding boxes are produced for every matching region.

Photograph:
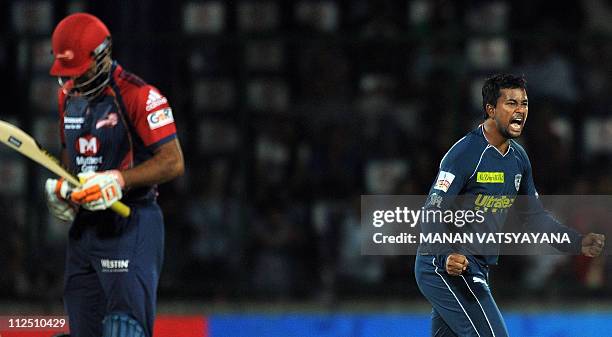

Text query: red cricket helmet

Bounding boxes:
[50,13,110,77]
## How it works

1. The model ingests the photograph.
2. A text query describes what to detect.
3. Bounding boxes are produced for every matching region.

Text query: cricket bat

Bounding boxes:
[0,120,130,217]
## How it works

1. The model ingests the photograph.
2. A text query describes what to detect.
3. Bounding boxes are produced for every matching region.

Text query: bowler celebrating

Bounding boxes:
[414,74,605,337]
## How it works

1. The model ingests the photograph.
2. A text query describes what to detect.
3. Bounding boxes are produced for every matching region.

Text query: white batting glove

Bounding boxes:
[44,178,77,222]
[71,170,125,211]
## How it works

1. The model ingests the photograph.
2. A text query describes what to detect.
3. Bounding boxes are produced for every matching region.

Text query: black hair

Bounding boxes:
[481,74,527,119]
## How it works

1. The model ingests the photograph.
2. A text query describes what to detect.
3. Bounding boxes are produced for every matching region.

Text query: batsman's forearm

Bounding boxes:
[121,139,184,189]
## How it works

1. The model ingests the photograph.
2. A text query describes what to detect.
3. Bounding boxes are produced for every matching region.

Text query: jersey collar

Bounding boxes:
[479,124,513,157]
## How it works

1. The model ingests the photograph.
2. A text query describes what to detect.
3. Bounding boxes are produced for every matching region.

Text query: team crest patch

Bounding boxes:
[434,171,455,193]
[515,174,522,191]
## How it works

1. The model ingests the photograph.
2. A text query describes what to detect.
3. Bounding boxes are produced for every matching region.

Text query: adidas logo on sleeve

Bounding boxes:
[145,89,168,111]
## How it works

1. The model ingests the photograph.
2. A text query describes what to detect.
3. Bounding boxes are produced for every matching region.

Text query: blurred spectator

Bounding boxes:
[515,30,579,106]
[582,0,612,34]
[249,201,310,299]
[0,196,28,298]
[309,123,363,199]
[337,197,383,286]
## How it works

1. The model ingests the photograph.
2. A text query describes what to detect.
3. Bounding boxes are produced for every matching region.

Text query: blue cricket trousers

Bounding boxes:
[63,202,164,337]
[415,254,509,337]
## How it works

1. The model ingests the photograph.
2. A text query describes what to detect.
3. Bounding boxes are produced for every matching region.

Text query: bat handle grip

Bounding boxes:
[111,201,131,218]
[78,175,131,217]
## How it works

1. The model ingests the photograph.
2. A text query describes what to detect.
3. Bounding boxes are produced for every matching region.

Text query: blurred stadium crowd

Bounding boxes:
[1,0,612,306]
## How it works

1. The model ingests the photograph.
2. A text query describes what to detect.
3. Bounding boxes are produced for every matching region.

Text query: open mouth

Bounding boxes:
[509,115,524,131]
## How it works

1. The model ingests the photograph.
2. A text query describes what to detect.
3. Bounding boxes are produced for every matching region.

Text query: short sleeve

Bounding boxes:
[126,85,177,149]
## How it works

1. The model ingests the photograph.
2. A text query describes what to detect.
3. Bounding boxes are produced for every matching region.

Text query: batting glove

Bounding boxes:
[71,170,125,211]
[44,178,77,222]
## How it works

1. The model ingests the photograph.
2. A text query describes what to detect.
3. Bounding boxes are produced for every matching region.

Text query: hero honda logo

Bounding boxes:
[77,135,99,155]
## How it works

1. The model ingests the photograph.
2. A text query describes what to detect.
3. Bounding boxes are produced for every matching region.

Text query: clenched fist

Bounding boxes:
[446,253,468,276]
[582,233,605,258]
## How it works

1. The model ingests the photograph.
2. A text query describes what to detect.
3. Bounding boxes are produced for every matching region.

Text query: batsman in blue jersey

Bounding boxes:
[415,74,605,337]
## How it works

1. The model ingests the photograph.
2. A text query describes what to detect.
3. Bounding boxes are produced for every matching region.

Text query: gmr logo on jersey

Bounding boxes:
[77,135,99,155]
[101,259,129,273]
[147,108,174,130]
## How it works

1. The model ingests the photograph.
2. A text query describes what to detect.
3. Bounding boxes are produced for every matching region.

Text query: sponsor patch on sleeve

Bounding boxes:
[426,193,443,208]
[146,89,168,111]
[434,170,455,192]
[147,108,174,130]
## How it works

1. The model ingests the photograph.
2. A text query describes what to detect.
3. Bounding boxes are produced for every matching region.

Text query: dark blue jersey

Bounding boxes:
[58,62,177,204]
[418,125,582,267]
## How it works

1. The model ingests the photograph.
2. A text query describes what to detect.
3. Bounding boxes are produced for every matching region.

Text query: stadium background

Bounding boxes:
[1,0,612,336]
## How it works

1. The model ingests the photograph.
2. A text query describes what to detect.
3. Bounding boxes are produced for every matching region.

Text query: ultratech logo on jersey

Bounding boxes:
[147,108,174,130]
[64,116,85,130]
[101,259,129,273]
[474,194,515,213]
[145,89,168,111]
